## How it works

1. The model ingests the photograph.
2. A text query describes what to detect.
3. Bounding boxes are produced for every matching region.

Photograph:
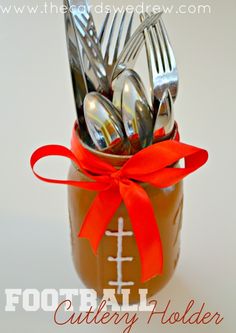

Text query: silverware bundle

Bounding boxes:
[64,0,179,155]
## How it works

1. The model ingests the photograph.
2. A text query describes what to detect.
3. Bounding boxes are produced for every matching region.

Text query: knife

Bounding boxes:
[64,0,88,122]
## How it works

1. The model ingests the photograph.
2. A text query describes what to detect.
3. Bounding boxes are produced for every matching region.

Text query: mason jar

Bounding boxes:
[68,127,183,304]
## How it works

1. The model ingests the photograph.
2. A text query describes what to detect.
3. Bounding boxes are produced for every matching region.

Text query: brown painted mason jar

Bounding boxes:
[68,133,183,304]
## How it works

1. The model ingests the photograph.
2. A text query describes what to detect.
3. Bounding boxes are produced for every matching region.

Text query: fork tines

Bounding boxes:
[98,11,135,81]
[141,12,178,103]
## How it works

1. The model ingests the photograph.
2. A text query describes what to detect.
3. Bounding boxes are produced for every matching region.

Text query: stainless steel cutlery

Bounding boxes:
[153,89,175,142]
[64,2,179,155]
[64,0,88,114]
[140,13,179,142]
[70,1,110,94]
[111,12,162,80]
[84,92,129,155]
[141,13,179,107]
[99,11,134,84]
[113,69,153,153]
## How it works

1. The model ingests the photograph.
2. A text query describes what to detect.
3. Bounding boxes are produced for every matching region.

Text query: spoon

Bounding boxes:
[84,92,130,155]
[113,69,153,153]
[112,69,133,111]
[153,89,175,142]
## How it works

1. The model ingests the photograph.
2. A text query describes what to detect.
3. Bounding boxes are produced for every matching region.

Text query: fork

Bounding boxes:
[98,11,134,84]
[112,11,163,81]
[140,13,179,110]
[70,1,110,94]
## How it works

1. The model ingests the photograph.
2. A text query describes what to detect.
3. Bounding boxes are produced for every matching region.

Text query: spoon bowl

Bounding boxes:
[84,92,130,155]
[113,69,153,153]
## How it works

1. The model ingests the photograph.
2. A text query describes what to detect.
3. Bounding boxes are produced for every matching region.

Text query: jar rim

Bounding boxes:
[74,121,179,165]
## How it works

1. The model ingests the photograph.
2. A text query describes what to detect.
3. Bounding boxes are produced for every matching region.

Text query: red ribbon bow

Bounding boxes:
[30,124,208,282]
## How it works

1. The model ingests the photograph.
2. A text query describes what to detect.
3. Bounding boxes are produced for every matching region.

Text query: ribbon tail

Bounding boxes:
[120,181,163,283]
[78,185,122,254]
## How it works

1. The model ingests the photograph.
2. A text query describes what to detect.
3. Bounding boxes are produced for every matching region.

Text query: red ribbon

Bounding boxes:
[30,124,208,283]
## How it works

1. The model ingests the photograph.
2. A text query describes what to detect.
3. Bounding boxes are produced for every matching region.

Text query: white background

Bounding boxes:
[0,0,235,332]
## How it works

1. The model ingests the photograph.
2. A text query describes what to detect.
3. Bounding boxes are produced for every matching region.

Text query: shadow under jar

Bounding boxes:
[68,136,184,304]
